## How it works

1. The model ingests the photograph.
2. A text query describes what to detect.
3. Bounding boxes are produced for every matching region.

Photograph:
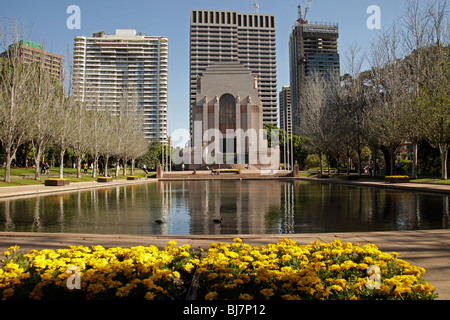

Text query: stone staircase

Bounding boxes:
[158,169,294,180]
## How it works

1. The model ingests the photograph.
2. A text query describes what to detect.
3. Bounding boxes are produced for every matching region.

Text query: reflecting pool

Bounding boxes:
[0,180,449,235]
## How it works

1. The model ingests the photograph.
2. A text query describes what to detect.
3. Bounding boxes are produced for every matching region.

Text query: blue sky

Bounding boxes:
[3,0,406,144]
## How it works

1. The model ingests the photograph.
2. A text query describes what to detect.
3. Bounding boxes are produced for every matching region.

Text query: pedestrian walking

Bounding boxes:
[395,160,401,175]
[142,164,148,178]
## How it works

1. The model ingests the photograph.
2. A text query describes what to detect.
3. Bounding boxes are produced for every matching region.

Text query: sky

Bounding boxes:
[3,0,407,146]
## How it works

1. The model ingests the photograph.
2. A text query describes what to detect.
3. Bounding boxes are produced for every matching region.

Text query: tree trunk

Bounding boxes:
[115,158,120,179]
[59,149,65,179]
[380,147,391,177]
[439,143,449,180]
[76,154,82,179]
[336,154,340,176]
[357,150,362,177]
[3,150,13,183]
[131,159,135,175]
[389,148,396,176]
[371,147,379,177]
[412,142,419,179]
[104,155,109,177]
[319,152,323,174]
[346,153,351,175]
[327,155,330,175]
[92,154,98,178]
[122,157,128,176]
[33,143,43,181]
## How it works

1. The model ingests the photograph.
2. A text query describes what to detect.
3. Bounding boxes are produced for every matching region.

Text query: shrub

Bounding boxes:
[304,154,321,170]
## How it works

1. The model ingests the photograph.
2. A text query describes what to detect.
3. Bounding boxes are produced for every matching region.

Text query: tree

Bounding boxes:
[53,61,77,180]
[0,19,34,182]
[330,74,355,174]
[83,92,104,178]
[400,0,441,178]
[367,25,409,176]
[139,140,163,170]
[342,45,369,176]
[417,45,450,179]
[299,72,336,174]
[115,86,146,177]
[401,0,449,179]
[29,57,60,180]
[70,95,91,179]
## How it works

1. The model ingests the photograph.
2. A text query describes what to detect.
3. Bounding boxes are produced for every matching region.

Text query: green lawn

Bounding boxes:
[410,178,450,185]
[300,170,450,185]
[0,167,153,187]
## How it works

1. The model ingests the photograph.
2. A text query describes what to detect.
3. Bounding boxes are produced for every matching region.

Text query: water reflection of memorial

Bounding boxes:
[184,180,286,234]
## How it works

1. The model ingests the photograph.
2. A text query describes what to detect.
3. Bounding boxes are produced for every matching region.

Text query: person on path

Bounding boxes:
[142,164,148,178]
[395,160,402,175]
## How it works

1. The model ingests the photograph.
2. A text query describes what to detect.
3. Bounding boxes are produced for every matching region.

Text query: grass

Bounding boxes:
[299,170,450,185]
[411,178,450,185]
[0,167,153,187]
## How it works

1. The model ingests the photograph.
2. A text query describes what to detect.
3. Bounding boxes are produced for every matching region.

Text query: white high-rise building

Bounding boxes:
[189,9,278,135]
[73,29,168,142]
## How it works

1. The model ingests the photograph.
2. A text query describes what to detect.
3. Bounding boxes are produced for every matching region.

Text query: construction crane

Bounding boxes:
[297,0,313,24]
[254,1,260,14]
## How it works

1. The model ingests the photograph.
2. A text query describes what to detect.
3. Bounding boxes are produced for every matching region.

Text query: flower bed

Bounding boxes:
[385,176,410,183]
[97,177,113,183]
[195,239,437,300]
[126,176,140,180]
[0,239,437,300]
[0,242,199,300]
[44,179,70,186]
[317,174,329,179]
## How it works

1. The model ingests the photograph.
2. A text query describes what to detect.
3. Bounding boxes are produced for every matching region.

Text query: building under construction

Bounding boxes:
[289,2,340,135]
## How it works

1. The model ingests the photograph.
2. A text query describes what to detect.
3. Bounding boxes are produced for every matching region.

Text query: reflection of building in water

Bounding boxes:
[281,182,295,234]
[1,182,449,235]
[187,181,282,234]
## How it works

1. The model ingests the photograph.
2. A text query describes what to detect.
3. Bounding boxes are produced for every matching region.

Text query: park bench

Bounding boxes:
[212,169,241,174]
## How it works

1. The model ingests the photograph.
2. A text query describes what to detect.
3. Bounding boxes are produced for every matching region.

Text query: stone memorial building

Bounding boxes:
[190,61,278,169]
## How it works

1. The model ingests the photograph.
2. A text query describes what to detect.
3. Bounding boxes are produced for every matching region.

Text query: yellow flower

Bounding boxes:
[329,264,341,272]
[238,293,253,300]
[315,284,325,292]
[260,288,274,300]
[2,288,14,300]
[208,272,219,280]
[184,262,195,273]
[282,294,301,300]
[145,292,156,300]
[8,245,20,252]
[205,291,218,300]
